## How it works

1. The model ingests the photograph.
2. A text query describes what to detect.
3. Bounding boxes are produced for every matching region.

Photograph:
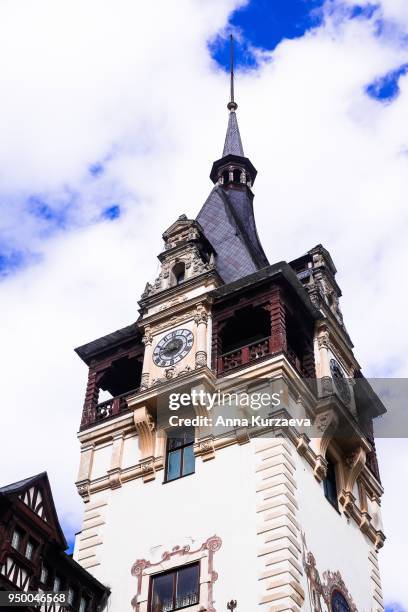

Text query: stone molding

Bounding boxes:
[368,547,384,611]
[75,497,108,571]
[255,437,305,610]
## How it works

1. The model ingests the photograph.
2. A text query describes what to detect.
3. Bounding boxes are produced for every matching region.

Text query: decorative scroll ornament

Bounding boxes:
[130,535,222,612]
[317,331,330,350]
[302,533,357,612]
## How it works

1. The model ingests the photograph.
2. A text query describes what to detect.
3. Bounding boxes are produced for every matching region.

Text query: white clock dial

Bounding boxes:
[153,329,194,368]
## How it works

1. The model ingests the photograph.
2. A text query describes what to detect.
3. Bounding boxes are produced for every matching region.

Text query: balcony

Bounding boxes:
[95,387,139,422]
[217,336,309,378]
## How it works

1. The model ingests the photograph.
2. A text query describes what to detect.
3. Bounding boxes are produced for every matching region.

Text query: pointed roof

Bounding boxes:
[0,472,67,548]
[222,111,244,157]
[197,36,268,283]
[196,185,268,283]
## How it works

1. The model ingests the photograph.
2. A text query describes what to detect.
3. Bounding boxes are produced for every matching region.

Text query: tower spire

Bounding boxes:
[222,34,244,157]
[227,34,238,112]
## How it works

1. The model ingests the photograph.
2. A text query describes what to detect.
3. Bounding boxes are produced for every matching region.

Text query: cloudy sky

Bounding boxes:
[1,0,407,608]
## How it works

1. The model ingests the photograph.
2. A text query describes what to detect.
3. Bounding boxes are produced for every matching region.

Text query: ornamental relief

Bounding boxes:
[141,244,215,299]
[131,535,222,612]
[302,533,357,612]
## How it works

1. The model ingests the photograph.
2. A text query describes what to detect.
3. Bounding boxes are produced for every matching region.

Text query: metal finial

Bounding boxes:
[227,601,237,610]
[227,34,238,112]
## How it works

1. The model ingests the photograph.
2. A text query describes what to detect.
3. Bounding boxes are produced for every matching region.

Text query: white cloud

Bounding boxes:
[0,0,407,604]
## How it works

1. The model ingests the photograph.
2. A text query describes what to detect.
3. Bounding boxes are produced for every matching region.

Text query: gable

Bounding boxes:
[18,485,48,522]
[0,472,67,548]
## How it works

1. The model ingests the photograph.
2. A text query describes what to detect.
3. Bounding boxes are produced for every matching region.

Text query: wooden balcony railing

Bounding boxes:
[217,337,309,377]
[95,387,139,422]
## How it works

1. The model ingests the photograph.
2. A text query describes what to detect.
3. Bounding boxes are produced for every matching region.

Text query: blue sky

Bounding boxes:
[1,0,407,280]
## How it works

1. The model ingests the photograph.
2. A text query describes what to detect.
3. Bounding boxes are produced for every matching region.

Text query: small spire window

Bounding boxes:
[233,168,241,183]
[171,262,185,286]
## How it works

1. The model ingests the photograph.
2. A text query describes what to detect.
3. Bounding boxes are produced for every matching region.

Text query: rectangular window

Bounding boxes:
[165,428,195,482]
[53,576,61,593]
[323,457,339,510]
[79,597,87,612]
[150,563,199,612]
[11,529,22,551]
[67,587,75,605]
[25,540,35,560]
[40,565,48,585]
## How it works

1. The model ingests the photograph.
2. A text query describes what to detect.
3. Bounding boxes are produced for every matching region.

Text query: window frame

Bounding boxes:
[40,564,49,586]
[148,561,200,612]
[323,455,340,511]
[164,429,195,483]
[24,539,35,560]
[52,575,61,593]
[11,529,23,552]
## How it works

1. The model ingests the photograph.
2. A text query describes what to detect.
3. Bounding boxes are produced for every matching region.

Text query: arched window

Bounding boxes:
[331,590,351,612]
[222,170,230,184]
[172,262,185,286]
[233,168,241,183]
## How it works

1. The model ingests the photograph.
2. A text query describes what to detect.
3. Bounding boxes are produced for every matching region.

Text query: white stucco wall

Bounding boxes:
[77,442,260,611]
[295,450,375,611]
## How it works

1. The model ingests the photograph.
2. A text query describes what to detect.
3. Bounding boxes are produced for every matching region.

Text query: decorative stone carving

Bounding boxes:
[338,446,366,514]
[194,436,216,461]
[107,467,122,490]
[133,406,155,465]
[130,535,222,612]
[317,331,330,350]
[140,372,149,391]
[195,350,207,368]
[142,330,153,346]
[76,479,90,502]
[302,533,357,611]
[194,310,208,325]
[322,570,358,611]
[313,409,339,481]
[139,456,156,483]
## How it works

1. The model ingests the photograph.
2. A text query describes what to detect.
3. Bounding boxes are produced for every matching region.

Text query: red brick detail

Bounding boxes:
[268,287,287,353]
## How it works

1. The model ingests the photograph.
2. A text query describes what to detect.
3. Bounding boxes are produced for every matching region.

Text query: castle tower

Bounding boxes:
[73,39,386,612]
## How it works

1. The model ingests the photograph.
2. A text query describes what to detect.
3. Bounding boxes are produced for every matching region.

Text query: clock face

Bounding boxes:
[153,329,194,368]
[330,358,351,404]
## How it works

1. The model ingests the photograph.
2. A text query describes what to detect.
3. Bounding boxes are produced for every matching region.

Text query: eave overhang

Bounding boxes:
[75,322,141,366]
[211,261,321,320]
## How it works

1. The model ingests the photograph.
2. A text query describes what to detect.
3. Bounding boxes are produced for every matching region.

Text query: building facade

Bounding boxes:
[0,472,109,611]
[73,88,386,612]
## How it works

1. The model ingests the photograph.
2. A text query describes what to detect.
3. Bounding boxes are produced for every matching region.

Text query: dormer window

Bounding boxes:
[172,262,185,286]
